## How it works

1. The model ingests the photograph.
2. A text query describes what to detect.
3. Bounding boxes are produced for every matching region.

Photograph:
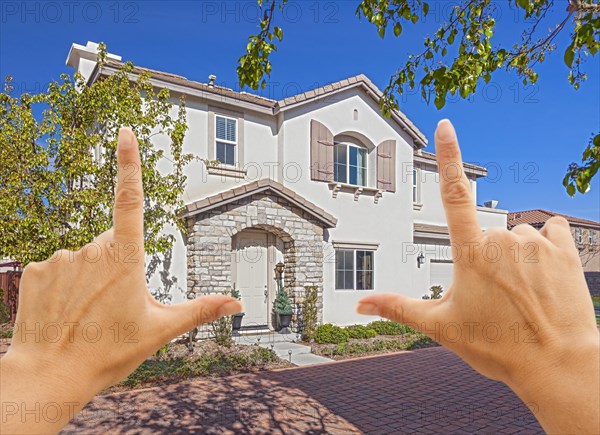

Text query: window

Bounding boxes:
[334,143,367,186]
[413,169,418,202]
[589,230,597,245]
[215,115,237,166]
[575,228,583,244]
[335,249,374,290]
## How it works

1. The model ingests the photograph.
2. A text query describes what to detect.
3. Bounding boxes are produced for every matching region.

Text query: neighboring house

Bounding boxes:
[66,42,507,328]
[508,209,600,273]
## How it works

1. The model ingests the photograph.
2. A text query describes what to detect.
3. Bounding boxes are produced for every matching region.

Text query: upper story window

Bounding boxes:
[334,143,367,186]
[575,228,583,244]
[335,249,374,290]
[215,115,237,166]
[413,169,418,202]
[589,230,597,245]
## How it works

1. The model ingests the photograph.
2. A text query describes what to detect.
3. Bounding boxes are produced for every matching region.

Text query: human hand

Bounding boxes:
[1,128,242,433]
[357,120,599,434]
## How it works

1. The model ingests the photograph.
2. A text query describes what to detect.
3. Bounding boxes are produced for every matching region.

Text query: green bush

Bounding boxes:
[274,289,292,315]
[345,325,377,339]
[315,324,349,344]
[302,285,318,341]
[0,289,9,324]
[367,320,415,335]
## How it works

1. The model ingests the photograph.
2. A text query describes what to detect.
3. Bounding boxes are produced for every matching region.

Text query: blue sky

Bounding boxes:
[1,1,599,220]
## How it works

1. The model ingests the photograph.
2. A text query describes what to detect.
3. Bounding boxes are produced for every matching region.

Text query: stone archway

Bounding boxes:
[185,187,330,328]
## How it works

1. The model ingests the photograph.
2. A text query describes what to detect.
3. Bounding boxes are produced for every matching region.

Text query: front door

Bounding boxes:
[235,231,269,327]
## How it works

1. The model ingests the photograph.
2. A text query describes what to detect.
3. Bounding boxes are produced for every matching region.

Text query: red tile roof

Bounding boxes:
[507,209,600,229]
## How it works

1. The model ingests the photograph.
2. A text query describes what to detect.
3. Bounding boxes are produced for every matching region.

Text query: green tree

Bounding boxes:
[237,0,600,195]
[0,43,192,278]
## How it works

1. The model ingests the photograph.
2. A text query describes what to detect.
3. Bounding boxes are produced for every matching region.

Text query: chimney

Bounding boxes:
[208,75,216,87]
[484,200,498,209]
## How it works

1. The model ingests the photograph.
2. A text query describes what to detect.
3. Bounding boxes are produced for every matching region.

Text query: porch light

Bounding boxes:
[275,262,285,275]
[417,252,425,268]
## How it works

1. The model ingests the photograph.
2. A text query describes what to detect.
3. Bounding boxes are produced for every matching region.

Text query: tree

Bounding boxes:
[0,44,192,279]
[237,0,600,195]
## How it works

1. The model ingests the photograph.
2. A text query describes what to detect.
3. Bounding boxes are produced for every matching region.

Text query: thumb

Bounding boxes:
[357,292,442,338]
[152,294,243,344]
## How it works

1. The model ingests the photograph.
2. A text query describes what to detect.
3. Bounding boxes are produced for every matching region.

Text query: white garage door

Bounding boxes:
[430,261,453,293]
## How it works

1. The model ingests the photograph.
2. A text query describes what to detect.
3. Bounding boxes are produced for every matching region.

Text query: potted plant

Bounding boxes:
[274,288,293,331]
[230,286,244,332]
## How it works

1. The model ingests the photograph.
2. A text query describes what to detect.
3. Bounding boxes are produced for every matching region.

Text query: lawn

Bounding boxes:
[593,295,600,325]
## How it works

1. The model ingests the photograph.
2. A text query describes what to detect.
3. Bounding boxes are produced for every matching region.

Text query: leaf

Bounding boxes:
[566,183,576,197]
[394,22,402,37]
[564,44,575,67]
[274,26,283,42]
[423,3,429,16]
[378,27,386,39]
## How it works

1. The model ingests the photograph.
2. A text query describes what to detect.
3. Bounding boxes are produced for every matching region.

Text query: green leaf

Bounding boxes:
[274,26,283,42]
[566,183,576,197]
[564,45,575,67]
[394,22,402,37]
[378,27,385,39]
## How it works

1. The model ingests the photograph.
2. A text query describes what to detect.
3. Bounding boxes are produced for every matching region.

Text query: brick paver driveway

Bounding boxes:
[62,347,542,434]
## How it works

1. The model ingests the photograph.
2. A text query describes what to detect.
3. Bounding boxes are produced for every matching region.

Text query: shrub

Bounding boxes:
[345,325,377,339]
[315,324,349,344]
[274,289,292,315]
[367,320,413,335]
[302,285,318,341]
[430,285,443,300]
[211,316,233,347]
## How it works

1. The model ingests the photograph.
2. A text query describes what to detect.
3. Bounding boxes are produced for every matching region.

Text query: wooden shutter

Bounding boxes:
[377,140,396,192]
[310,120,334,182]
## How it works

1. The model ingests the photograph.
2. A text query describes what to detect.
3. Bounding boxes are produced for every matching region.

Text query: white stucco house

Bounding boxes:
[66,42,507,330]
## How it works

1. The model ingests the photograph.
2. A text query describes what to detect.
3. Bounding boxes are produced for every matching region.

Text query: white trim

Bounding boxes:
[332,241,380,250]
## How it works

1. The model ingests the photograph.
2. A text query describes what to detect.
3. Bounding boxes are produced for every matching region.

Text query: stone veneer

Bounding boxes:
[186,191,327,324]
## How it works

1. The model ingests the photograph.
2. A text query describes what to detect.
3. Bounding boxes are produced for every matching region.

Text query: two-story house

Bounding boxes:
[66,42,507,329]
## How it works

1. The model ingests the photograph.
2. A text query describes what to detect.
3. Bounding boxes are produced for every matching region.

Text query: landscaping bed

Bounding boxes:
[102,341,292,395]
[304,321,438,361]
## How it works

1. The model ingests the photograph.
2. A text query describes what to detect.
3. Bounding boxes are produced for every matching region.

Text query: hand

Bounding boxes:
[357,120,599,434]
[1,128,242,434]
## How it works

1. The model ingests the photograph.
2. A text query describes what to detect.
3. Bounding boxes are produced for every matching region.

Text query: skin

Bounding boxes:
[0,128,242,434]
[357,120,600,434]
[0,122,597,434]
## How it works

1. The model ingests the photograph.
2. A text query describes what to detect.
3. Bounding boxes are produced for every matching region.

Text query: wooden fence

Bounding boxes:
[0,271,21,324]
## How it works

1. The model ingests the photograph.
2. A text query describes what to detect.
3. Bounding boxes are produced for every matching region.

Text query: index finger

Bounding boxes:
[435,119,481,246]
[113,127,144,243]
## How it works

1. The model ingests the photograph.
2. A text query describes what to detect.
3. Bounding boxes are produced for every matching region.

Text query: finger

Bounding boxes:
[151,295,243,344]
[510,224,540,237]
[357,293,442,339]
[113,127,144,243]
[539,216,577,251]
[435,120,481,246]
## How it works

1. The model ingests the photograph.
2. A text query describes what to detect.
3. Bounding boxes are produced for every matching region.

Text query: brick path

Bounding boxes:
[62,347,543,434]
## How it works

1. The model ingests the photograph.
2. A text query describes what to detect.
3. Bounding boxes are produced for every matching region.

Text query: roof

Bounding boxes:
[91,59,428,148]
[507,209,600,229]
[414,150,487,177]
[181,178,337,228]
[414,223,449,235]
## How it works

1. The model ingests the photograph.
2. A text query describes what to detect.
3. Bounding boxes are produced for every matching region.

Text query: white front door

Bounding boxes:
[235,231,269,327]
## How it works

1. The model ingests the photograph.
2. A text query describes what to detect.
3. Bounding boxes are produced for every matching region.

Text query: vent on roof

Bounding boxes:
[484,200,498,209]
[208,74,216,87]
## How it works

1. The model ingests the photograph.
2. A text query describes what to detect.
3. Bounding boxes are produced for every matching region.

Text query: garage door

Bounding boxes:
[430,261,453,293]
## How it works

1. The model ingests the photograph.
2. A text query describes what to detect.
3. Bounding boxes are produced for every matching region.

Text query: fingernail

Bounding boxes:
[356,302,379,316]
[436,119,455,142]
[217,300,243,317]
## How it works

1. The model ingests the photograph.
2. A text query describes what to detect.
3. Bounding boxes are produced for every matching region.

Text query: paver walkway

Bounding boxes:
[62,347,543,434]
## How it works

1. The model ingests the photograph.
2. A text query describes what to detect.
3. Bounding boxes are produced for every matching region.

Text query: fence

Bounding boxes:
[0,271,21,324]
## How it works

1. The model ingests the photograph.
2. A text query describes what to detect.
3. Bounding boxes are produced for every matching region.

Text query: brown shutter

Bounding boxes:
[377,140,396,192]
[310,120,334,181]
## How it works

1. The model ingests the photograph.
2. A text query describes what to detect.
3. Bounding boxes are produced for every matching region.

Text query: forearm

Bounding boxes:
[0,351,97,434]
[507,334,600,434]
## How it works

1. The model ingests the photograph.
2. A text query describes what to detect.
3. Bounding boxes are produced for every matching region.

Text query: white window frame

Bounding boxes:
[575,228,583,244]
[334,248,375,291]
[334,142,368,187]
[589,230,597,245]
[215,114,237,167]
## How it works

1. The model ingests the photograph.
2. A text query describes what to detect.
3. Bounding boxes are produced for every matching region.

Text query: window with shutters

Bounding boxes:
[335,249,374,290]
[215,115,237,166]
[334,143,367,186]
